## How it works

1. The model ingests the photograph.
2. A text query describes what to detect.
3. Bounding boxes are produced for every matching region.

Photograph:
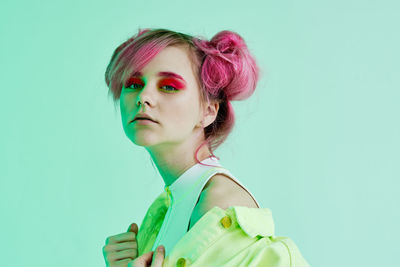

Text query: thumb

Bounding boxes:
[127,222,139,235]
[151,245,165,266]
[128,251,154,267]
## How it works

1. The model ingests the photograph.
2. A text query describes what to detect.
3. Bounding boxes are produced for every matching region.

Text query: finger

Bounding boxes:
[103,241,137,253]
[116,258,132,266]
[151,245,165,267]
[106,248,137,261]
[129,251,154,267]
[127,222,139,234]
[105,232,136,244]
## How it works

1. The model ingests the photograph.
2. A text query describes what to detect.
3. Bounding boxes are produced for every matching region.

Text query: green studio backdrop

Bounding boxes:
[1,0,398,266]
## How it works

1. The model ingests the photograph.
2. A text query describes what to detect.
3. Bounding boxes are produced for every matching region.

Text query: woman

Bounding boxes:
[102,28,309,267]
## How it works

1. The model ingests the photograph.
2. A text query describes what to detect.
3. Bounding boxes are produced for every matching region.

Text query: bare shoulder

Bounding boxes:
[202,173,259,209]
[189,174,258,230]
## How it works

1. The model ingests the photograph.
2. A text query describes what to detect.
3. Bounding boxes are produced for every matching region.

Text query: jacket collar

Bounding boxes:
[229,206,275,238]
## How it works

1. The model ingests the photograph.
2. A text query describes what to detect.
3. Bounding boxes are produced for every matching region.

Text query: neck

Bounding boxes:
[146,133,213,187]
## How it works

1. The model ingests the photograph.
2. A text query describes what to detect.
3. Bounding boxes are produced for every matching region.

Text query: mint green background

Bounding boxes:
[1,0,398,266]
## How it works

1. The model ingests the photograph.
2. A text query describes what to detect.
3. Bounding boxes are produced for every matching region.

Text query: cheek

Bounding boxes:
[120,95,135,120]
[119,99,127,115]
[168,104,199,129]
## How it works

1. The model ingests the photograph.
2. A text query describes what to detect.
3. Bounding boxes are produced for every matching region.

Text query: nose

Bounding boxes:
[136,82,155,110]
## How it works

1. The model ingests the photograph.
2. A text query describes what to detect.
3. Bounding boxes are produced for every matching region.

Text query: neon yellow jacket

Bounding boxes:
[137,191,310,267]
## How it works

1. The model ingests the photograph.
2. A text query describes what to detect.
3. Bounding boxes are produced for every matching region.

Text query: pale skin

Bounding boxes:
[103,45,258,267]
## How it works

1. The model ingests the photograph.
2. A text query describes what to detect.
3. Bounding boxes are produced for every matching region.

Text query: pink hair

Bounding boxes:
[105,28,261,167]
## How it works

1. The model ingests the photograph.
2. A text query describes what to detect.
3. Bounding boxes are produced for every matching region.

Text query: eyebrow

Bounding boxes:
[132,71,186,84]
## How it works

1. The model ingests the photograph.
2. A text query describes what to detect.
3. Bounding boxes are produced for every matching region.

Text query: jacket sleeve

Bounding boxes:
[161,206,310,267]
[276,236,310,267]
[223,236,310,267]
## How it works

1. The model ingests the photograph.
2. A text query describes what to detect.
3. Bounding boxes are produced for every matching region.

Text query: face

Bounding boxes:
[120,45,213,151]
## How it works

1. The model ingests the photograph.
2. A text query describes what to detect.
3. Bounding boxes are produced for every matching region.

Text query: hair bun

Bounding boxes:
[194,30,260,101]
[209,30,246,56]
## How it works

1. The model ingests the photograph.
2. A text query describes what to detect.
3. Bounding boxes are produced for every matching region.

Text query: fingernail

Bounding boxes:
[157,245,164,252]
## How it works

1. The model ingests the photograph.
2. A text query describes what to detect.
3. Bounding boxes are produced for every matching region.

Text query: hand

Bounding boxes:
[102,223,139,267]
[128,245,165,267]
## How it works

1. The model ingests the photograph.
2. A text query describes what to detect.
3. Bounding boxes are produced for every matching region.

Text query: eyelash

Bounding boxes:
[125,78,179,92]
[127,83,178,92]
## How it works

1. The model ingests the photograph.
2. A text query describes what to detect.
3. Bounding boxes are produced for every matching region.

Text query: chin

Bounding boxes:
[129,133,158,147]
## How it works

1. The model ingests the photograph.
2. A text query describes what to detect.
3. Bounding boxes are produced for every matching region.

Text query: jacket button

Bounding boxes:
[176,257,187,267]
[220,215,232,228]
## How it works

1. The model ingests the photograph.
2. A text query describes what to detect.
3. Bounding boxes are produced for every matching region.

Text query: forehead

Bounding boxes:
[139,45,194,81]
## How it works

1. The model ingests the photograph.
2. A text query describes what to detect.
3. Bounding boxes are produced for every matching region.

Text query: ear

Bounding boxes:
[198,101,219,128]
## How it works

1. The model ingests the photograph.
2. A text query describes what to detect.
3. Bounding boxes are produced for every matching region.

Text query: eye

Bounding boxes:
[126,83,177,92]
[160,85,178,92]
[159,78,183,92]
[124,77,182,92]
[125,77,144,90]
[129,83,143,90]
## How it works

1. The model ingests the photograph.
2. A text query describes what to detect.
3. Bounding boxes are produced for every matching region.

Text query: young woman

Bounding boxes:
[102,28,309,267]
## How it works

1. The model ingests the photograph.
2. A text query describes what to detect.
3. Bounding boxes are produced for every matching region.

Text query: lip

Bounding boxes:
[132,118,157,125]
[132,113,157,123]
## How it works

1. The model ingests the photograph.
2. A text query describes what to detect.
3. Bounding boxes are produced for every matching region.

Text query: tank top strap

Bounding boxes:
[187,166,261,216]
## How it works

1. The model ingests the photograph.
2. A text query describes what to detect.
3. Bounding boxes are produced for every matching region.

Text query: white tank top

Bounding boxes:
[151,156,260,257]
